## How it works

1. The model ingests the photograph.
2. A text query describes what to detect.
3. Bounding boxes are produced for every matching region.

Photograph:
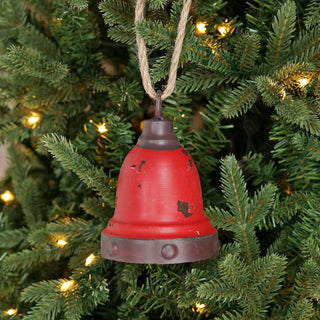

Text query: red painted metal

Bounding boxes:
[101,117,218,263]
[102,146,217,239]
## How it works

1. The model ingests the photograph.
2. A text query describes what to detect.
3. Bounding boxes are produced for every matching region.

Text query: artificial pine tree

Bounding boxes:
[0,0,320,319]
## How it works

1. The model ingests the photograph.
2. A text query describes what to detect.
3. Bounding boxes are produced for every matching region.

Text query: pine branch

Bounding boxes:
[28,218,102,247]
[222,81,258,118]
[220,156,250,228]
[109,78,143,111]
[256,76,320,136]
[285,300,315,320]
[247,183,277,228]
[0,45,69,85]
[215,310,246,320]
[0,122,30,144]
[99,0,134,29]
[218,254,261,315]
[67,0,88,10]
[136,20,174,51]
[21,274,109,320]
[301,238,320,263]
[250,255,287,307]
[304,0,320,30]
[147,0,169,10]
[290,28,320,63]
[196,277,242,302]
[17,24,58,59]
[107,25,136,45]
[2,248,66,272]
[40,134,115,205]
[215,156,277,264]
[39,105,69,135]
[80,197,112,222]
[176,67,227,93]
[0,0,26,42]
[13,178,46,226]
[233,32,260,72]
[7,145,47,226]
[21,279,63,303]
[265,0,297,66]
[274,98,320,136]
[0,228,29,248]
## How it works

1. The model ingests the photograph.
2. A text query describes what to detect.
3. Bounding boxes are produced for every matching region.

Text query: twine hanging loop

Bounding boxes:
[135,0,192,103]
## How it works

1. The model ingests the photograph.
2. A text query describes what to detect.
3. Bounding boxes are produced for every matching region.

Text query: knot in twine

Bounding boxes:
[135,0,192,101]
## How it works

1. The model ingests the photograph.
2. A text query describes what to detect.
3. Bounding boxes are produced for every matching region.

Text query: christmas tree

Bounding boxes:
[0,0,320,319]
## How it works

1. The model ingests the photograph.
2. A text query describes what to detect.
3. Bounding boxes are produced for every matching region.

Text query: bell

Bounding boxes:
[101,95,218,264]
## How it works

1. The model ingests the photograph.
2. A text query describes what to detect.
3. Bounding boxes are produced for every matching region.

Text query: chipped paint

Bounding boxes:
[130,164,136,169]
[139,160,146,172]
[181,149,189,156]
[177,200,193,218]
[188,159,194,170]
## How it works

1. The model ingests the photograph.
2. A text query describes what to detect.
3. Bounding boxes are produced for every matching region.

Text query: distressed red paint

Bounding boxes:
[103,146,215,239]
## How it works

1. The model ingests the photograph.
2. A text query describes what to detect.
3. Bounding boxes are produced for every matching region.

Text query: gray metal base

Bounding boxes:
[101,232,219,264]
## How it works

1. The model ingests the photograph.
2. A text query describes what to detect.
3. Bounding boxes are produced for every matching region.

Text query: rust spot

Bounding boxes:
[139,160,146,172]
[130,164,136,169]
[177,200,193,218]
[181,149,188,156]
[138,184,141,189]
[188,159,194,170]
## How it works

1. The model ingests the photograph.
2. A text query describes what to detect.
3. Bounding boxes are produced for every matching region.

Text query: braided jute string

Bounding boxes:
[135,0,192,101]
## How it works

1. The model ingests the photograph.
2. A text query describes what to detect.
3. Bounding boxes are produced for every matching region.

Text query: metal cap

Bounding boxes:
[137,119,181,150]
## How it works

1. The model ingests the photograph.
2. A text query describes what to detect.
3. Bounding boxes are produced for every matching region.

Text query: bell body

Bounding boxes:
[101,119,218,264]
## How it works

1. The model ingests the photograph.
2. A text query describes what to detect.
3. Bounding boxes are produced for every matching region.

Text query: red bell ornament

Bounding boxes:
[101,100,218,264]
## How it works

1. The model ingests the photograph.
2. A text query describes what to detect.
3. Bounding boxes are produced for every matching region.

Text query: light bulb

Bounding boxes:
[298,78,309,88]
[85,253,95,266]
[6,308,17,316]
[60,280,74,291]
[205,40,217,53]
[218,26,227,36]
[97,124,108,134]
[28,116,40,125]
[56,239,67,247]
[195,22,207,35]
[193,302,206,314]
[216,20,234,37]
[0,190,14,203]
[280,89,286,100]
[24,112,40,128]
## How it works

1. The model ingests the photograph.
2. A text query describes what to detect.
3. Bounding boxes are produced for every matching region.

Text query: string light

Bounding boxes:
[85,253,96,266]
[5,309,17,316]
[60,280,75,291]
[216,19,234,38]
[192,302,206,314]
[284,185,292,195]
[205,39,217,54]
[97,124,108,134]
[56,239,67,247]
[24,112,40,128]
[298,78,309,88]
[280,89,286,100]
[89,119,109,135]
[218,26,227,36]
[0,190,15,203]
[195,22,207,35]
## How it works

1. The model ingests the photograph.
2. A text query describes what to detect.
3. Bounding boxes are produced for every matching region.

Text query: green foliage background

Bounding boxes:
[0,0,320,319]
